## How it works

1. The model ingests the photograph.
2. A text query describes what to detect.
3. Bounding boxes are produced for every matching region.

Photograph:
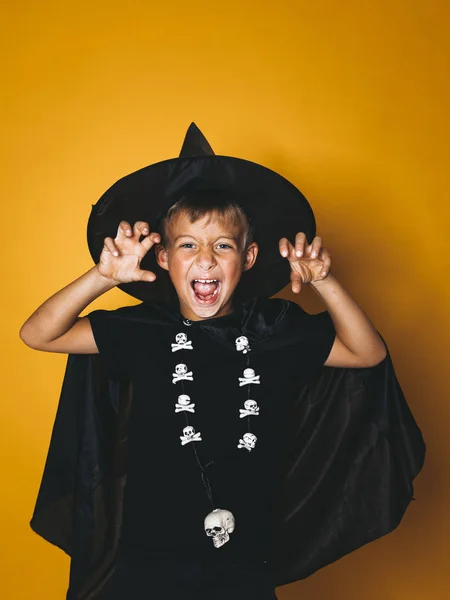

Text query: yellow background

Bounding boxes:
[3,0,448,598]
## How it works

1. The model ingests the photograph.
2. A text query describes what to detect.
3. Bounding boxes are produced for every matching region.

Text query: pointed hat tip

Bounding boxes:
[179,122,215,157]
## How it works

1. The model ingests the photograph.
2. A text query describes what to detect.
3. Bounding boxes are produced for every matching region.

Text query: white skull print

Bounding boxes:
[235,335,251,354]
[238,367,260,386]
[175,394,196,413]
[172,363,194,384]
[171,332,193,352]
[239,399,260,418]
[180,425,202,445]
[237,432,257,451]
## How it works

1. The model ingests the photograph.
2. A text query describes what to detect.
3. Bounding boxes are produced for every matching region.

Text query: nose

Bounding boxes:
[196,249,216,271]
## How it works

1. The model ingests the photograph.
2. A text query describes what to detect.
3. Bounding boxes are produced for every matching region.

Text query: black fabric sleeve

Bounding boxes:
[86,308,136,380]
[294,302,336,370]
[274,299,337,375]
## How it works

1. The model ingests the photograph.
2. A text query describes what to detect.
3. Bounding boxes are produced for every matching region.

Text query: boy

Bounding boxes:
[20,124,424,599]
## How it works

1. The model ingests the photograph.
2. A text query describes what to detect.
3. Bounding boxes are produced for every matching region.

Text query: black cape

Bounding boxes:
[30,302,425,600]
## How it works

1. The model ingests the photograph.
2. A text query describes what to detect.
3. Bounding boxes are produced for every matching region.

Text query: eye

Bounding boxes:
[217,243,233,249]
[180,243,195,248]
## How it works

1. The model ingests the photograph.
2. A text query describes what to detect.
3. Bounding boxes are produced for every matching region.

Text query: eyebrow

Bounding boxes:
[173,235,239,243]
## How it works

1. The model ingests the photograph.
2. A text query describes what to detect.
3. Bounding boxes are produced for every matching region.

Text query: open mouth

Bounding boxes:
[190,279,221,304]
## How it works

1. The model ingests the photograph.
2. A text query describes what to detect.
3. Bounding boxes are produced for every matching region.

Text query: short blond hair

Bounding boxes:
[156,190,254,251]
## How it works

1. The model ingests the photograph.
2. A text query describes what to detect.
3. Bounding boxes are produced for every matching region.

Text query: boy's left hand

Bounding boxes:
[279,232,331,294]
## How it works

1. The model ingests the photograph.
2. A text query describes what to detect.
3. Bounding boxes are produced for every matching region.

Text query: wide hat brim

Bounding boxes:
[87,123,316,302]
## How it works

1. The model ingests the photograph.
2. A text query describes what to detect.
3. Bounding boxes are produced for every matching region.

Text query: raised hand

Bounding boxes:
[96,220,160,284]
[279,232,331,294]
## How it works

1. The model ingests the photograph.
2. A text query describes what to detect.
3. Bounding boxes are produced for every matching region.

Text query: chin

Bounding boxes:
[189,304,223,319]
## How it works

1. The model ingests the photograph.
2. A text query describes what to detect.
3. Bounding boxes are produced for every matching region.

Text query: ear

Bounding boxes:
[243,242,258,272]
[155,244,169,271]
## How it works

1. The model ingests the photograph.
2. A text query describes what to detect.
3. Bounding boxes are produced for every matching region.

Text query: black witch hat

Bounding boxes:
[87,122,317,302]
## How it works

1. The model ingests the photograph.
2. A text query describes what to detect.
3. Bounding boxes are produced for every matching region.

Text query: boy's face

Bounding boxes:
[155,211,258,321]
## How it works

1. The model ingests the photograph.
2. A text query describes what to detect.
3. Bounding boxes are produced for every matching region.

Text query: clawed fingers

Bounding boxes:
[319,247,332,277]
[279,232,331,289]
[279,237,294,258]
[117,220,133,238]
[103,237,119,257]
[309,236,322,259]
[140,231,161,252]
[115,220,160,249]
[135,268,157,283]
[100,221,160,285]
[294,232,307,257]
[295,234,324,259]
[290,270,302,294]
[117,220,159,240]
[133,221,151,238]
[280,233,323,259]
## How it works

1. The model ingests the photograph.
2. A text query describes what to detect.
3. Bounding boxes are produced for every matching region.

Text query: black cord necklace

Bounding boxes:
[170,315,260,548]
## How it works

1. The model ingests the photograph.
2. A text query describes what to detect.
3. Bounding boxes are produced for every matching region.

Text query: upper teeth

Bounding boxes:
[194,279,218,283]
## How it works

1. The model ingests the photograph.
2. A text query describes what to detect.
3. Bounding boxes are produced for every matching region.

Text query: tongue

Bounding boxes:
[193,281,217,296]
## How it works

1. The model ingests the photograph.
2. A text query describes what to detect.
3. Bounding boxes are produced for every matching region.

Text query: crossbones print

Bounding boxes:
[171,332,194,352]
[237,432,257,451]
[180,425,202,446]
[239,399,260,418]
[238,368,260,387]
[172,363,194,384]
[175,394,196,413]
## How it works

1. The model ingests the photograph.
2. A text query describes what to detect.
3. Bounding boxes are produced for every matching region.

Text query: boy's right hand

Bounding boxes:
[96,220,160,284]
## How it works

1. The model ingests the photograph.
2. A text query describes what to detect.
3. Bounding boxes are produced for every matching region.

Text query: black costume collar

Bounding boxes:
[144,295,247,328]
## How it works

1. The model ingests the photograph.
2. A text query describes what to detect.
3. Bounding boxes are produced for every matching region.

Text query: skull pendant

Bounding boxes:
[204,508,236,548]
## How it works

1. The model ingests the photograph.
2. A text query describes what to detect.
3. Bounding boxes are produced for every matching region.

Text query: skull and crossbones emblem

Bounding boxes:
[180,425,202,445]
[171,332,193,352]
[172,363,194,384]
[238,368,260,386]
[239,399,260,418]
[235,335,251,354]
[237,432,257,451]
[175,394,196,413]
